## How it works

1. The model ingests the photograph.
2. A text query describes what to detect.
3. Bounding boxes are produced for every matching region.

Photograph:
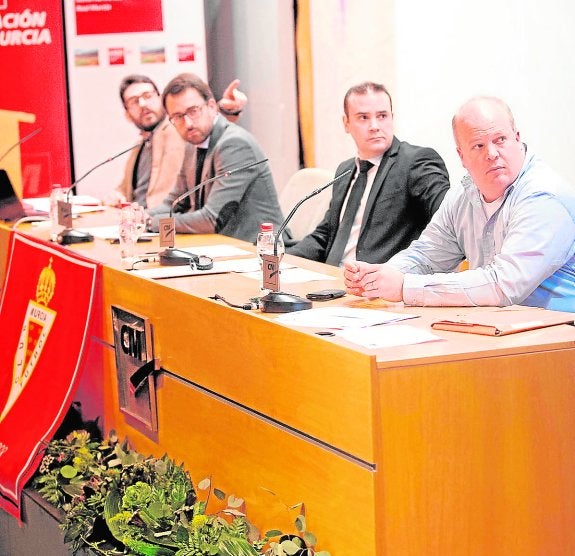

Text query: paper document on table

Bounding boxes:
[230,257,295,273]
[23,196,104,214]
[337,324,442,349]
[130,259,240,279]
[70,195,102,206]
[276,307,418,329]
[239,265,335,283]
[173,244,252,258]
[77,225,158,241]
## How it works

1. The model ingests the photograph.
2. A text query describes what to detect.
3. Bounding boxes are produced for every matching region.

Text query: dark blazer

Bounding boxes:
[287,137,450,264]
[149,116,285,243]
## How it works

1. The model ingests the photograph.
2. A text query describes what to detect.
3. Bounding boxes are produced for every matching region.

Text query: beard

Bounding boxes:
[138,119,161,133]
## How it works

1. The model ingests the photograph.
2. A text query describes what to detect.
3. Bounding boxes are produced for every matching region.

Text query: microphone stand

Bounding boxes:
[260,168,352,313]
[158,158,268,265]
[0,127,42,164]
[57,143,141,245]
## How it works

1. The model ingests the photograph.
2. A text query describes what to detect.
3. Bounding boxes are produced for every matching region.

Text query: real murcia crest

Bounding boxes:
[0,257,57,423]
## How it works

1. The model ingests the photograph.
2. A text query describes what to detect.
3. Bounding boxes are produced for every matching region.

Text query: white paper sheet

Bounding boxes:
[239,265,335,283]
[23,196,104,214]
[130,259,242,279]
[230,257,295,273]
[170,244,252,258]
[337,324,443,349]
[276,307,418,329]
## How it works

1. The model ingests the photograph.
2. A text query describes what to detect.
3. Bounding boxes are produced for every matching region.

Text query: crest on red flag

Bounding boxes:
[1,258,57,423]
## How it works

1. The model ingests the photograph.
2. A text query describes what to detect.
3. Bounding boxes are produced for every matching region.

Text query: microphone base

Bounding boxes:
[57,228,94,245]
[159,247,195,266]
[260,291,312,313]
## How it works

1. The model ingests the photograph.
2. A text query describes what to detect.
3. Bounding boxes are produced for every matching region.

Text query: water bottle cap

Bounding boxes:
[260,222,273,232]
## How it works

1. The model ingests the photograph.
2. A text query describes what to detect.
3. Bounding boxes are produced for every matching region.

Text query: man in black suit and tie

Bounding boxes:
[287,81,450,266]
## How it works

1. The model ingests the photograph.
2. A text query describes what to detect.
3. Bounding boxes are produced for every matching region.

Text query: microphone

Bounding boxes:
[57,143,141,245]
[66,142,142,201]
[260,168,352,313]
[158,158,268,265]
[0,127,42,164]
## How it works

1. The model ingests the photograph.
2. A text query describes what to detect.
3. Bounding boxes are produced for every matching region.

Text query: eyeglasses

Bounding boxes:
[169,103,207,126]
[124,90,158,109]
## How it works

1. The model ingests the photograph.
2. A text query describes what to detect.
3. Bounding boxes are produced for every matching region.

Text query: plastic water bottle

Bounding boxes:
[118,205,137,269]
[49,184,65,242]
[256,222,284,292]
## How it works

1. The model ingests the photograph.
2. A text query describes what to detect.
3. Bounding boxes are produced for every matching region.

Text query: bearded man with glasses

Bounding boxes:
[146,73,286,243]
[105,74,247,210]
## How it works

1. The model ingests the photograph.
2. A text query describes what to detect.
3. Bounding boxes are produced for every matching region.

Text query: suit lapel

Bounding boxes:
[201,116,229,182]
[360,137,399,230]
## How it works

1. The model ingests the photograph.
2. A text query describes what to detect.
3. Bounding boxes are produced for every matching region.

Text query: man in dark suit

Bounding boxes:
[147,73,285,243]
[288,81,450,266]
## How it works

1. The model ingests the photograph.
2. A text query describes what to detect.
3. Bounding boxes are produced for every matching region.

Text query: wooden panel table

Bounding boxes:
[2,209,575,555]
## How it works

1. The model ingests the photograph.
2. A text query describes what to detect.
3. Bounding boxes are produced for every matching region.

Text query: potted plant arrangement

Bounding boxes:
[32,428,330,556]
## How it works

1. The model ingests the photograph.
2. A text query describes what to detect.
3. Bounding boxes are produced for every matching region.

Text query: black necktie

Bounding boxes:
[131,141,146,191]
[194,147,208,210]
[326,159,373,266]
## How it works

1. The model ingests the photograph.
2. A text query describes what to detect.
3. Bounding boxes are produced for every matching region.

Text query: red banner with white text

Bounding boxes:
[0,0,72,198]
[0,232,100,519]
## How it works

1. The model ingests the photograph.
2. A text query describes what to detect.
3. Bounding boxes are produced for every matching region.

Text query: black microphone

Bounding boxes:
[66,142,142,202]
[260,168,352,313]
[169,158,269,217]
[158,158,268,265]
[0,127,42,164]
[57,143,141,245]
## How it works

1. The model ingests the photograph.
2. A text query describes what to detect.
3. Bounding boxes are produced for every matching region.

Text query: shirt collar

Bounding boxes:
[356,153,384,169]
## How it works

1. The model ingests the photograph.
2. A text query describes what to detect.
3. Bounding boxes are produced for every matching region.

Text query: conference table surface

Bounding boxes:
[10,206,574,368]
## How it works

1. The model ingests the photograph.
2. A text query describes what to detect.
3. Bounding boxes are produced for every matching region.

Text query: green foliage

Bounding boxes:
[32,429,330,556]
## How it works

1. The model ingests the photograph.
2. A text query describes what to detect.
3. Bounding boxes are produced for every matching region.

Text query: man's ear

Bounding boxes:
[343,114,350,134]
[124,110,134,124]
[456,146,464,165]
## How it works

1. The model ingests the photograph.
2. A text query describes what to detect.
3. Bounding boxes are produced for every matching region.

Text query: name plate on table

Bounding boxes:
[261,253,281,292]
[111,306,159,435]
[158,216,175,248]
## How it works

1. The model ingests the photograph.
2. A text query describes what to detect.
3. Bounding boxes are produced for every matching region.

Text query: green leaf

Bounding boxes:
[59,465,78,479]
[155,459,168,475]
[280,539,304,555]
[265,529,283,538]
[148,500,168,519]
[295,514,306,533]
[227,495,244,508]
[61,483,84,498]
[103,488,123,541]
[303,530,316,547]
[214,488,226,500]
[198,478,211,490]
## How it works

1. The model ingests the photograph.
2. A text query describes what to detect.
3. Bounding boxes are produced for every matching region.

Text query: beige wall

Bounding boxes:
[308,0,575,186]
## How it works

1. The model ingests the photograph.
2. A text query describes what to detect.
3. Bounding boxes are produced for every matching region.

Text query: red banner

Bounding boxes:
[75,0,163,35]
[0,233,100,519]
[0,0,71,198]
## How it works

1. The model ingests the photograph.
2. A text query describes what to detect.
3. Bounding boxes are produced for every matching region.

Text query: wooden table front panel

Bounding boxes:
[374,348,575,556]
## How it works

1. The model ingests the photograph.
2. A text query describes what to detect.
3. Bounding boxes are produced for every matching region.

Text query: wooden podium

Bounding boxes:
[2,212,575,555]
